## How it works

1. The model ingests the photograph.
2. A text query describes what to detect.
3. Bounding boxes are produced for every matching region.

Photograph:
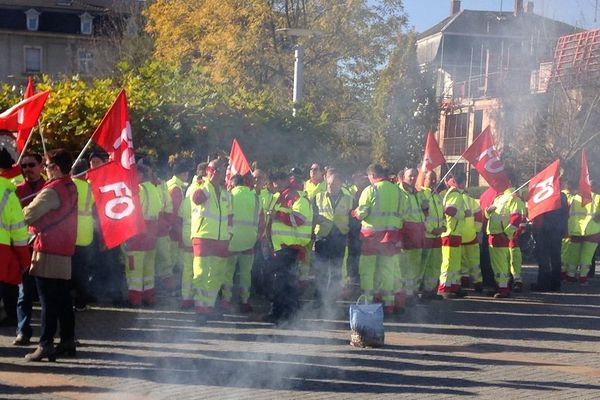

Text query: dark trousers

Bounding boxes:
[533,229,562,291]
[346,220,361,285]
[17,271,36,338]
[71,245,93,308]
[314,231,347,304]
[1,283,18,321]
[269,247,300,320]
[480,231,495,287]
[90,233,124,302]
[35,277,75,346]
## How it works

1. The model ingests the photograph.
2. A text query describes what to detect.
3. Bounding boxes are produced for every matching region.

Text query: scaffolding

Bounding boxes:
[551,29,600,85]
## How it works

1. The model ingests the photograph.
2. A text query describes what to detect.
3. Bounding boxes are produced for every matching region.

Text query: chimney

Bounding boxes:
[526,1,534,14]
[450,0,461,16]
[514,0,524,16]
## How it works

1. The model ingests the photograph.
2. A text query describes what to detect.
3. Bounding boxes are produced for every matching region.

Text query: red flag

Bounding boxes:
[417,131,445,189]
[87,160,146,249]
[420,131,446,173]
[90,90,135,169]
[0,90,49,132]
[462,126,510,191]
[229,138,251,176]
[580,149,592,206]
[527,159,561,221]
[16,77,36,153]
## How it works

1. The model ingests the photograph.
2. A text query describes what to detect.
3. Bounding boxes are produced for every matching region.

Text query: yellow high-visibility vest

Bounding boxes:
[73,178,94,246]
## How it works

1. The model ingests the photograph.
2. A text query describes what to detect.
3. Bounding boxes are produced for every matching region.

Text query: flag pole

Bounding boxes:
[16,131,36,165]
[511,179,531,196]
[38,121,47,158]
[71,137,94,169]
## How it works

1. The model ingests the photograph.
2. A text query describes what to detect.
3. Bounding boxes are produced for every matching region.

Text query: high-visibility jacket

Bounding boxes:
[304,179,326,200]
[167,175,186,242]
[127,181,162,251]
[0,177,30,284]
[461,193,482,243]
[418,187,445,238]
[399,183,425,248]
[271,189,312,251]
[73,177,94,247]
[441,187,465,237]
[179,190,192,249]
[314,190,354,237]
[229,185,260,252]
[486,188,523,238]
[355,180,402,238]
[191,181,231,241]
[156,180,173,237]
[258,187,275,212]
[568,193,600,237]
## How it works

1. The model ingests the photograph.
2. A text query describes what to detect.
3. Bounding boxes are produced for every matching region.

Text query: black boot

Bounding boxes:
[55,339,77,357]
[24,345,56,362]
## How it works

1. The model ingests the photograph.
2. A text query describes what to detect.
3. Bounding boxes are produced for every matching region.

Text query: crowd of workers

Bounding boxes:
[0,145,598,362]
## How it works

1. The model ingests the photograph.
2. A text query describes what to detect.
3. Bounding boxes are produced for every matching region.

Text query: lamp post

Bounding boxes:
[275,28,322,116]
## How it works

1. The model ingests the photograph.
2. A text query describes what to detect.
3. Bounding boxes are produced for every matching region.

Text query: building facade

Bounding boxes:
[0,0,138,82]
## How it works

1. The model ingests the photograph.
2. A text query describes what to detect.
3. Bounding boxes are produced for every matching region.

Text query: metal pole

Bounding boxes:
[38,121,47,158]
[292,44,304,117]
[16,131,36,165]
[71,137,94,169]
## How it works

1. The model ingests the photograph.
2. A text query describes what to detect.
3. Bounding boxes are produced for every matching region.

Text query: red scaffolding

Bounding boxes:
[551,29,600,84]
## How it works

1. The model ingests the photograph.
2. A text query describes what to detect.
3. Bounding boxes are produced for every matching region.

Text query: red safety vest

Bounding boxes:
[31,177,78,257]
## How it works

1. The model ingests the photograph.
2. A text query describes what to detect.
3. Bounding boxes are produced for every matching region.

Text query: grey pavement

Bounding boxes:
[2,265,600,399]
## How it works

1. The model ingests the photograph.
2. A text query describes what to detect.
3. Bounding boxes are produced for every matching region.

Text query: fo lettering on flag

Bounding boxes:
[527,159,561,221]
[87,90,145,249]
[579,149,592,207]
[462,126,510,192]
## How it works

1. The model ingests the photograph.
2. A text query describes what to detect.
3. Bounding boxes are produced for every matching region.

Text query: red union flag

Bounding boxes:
[420,131,446,172]
[87,160,145,249]
[528,159,561,221]
[463,126,510,191]
[16,77,36,152]
[87,90,144,248]
[0,90,49,132]
[90,90,135,170]
[580,149,592,206]
[228,138,252,186]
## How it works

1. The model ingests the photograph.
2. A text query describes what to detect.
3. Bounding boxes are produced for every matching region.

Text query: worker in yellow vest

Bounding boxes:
[508,192,527,292]
[71,160,96,310]
[125,163,162,306]
[460,191,484,292]
[313,169,354,308]
[397,168,426,307]
[190,160,232,321]
[154,172,174,292]
[166,161,191,287]
[438,174,467,299]
[222,174,260,313]
[352,164,402,315]
[560,184,575,280]
[263,171,313,324]
[0,148,31,330]
[304,163,326,201]
[485,180,525,298]
[418,171,446,299]
[251,169,276,297]
[563,183,600,284]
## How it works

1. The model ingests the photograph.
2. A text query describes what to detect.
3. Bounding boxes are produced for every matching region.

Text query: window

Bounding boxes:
[24,46,41,73]
[443,113,469,156]
[25,9,40,31]
[80,12,94,35]
[78,49,94,74]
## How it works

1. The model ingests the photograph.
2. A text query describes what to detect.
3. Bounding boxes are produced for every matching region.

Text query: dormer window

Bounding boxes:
[80,12,94,35]
[25,9,41,31]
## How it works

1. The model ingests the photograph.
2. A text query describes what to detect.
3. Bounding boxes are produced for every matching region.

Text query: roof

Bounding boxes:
[0,0,138,13]
[417,9,578,41]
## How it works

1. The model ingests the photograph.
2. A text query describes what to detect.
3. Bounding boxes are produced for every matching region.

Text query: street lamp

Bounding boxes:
[275,28,322,116]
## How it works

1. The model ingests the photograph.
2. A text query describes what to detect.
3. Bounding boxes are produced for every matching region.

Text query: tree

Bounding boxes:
[371,32,438,170]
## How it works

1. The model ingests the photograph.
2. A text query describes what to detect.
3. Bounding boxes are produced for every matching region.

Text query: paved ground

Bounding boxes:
[2,265,600,399]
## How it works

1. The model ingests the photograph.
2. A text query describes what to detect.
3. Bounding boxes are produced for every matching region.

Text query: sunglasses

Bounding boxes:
[20,162,38,169]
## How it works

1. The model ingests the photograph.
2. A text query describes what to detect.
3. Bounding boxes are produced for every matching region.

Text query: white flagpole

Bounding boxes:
[71,137,94,169]
[38,121,47,158]
[16,131,36,165]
